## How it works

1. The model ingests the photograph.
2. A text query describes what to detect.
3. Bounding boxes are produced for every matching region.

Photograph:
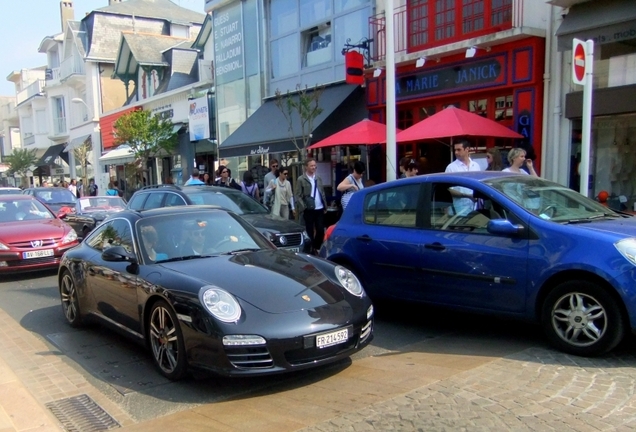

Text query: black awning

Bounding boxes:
[555,0,636,51]
[218,83,367,158]
[36,143,69,167]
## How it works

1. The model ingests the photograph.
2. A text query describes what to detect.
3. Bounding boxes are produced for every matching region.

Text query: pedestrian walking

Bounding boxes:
[214,166,241,190]
[503,148,537,176]
[105,182,119,196]
[295,158,327,255]
[87,178,98,196]
[68,179,77,197]
[267,166,295,219]
[337,161,365,210]
[241,171,260,200]
[445,139,481,215]
[185,168,205,186]
[486,147,504,171]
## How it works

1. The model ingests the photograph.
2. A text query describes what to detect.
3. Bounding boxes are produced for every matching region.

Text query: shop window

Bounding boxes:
[495,95,513,121]
[435,0,455,41]
[334,9,369,65]
[335,0,366,13]
[462,0,484,34]
[271,34,300,78]
[420,106,436,120]
[468,99,488,117]
[303,23,332,68]
[444,102,460,109]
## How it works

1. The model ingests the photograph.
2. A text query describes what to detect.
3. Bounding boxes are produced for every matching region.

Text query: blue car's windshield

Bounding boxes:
[485,176,618,222]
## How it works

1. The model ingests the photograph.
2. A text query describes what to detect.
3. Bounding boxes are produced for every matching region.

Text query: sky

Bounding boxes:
[0,0,204,95]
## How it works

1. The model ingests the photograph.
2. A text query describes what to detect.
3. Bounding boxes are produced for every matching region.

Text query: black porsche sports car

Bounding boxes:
[58,206,373,380]
[63,196,127,240]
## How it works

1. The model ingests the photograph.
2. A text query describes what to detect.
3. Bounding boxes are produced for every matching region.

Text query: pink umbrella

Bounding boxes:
[396,106,523,142]
[309,119,402,148]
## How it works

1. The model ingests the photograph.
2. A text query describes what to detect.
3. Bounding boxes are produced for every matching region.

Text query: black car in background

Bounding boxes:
[58,206,373,380]
[63,196,127,240]
[126,185,311,253]
[22,187,77,214]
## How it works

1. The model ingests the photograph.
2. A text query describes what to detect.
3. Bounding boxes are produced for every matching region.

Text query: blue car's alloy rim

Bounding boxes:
[551,292,607,347]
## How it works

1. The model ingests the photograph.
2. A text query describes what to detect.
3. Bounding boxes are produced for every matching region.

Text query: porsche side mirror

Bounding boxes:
[102,246,138,263]
[487,219,524,236]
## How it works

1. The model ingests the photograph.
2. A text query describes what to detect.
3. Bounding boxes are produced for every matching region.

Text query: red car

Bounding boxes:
[0,195,79,272]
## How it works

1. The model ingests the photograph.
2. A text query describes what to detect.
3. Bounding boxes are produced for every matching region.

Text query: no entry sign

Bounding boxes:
[572,38,586,85]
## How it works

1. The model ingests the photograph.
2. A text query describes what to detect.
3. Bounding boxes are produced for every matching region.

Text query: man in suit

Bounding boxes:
[295,158,327,254]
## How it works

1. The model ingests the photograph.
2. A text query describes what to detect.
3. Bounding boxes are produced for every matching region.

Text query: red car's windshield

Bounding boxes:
[0,199,54,222]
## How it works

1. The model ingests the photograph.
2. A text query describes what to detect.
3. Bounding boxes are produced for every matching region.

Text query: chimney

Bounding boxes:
[109,0,123,5]
[60,1,74,33]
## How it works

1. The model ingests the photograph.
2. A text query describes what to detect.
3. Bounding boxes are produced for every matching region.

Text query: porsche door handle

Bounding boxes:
[355,235,372,242]
[424,243,446,251]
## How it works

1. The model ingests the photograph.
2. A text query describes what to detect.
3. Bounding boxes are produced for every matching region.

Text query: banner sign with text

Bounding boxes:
[214,3,244,85]
[188,96,210,141]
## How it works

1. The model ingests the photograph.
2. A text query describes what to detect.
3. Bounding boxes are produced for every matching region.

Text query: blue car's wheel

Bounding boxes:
[541,280,624,356]
[148,300,187,380]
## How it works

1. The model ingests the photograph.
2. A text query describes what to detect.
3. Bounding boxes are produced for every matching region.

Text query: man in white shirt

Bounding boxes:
[445,140,481,215]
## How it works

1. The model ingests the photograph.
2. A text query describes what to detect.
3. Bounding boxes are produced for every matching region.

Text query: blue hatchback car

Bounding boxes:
[321,171,636,356]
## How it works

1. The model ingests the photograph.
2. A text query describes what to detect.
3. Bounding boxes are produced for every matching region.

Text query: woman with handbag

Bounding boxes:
[266,167,295,219]
[337,161,365,210]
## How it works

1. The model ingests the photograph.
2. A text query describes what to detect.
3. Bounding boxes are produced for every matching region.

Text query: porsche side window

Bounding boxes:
[108,220,134,253]
[86,222,113,251]
[363,184,419,227]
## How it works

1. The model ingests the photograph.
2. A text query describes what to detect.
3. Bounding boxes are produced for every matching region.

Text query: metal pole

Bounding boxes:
[385,0,397,181]
[579,39,594,197]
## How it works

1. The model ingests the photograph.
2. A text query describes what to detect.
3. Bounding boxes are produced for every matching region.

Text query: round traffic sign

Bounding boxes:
[573,42,586,83]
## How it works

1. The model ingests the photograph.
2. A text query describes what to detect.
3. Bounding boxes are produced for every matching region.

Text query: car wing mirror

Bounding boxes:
[102,246,138,263]
[487,219,524,236]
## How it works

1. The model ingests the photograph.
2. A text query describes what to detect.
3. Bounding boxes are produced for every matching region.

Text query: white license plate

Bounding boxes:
[316,328,349,349]
[286,247,299,253]
[23,249,54,259]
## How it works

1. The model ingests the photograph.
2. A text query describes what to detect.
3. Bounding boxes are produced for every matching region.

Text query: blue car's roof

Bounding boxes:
[363,171,518,191]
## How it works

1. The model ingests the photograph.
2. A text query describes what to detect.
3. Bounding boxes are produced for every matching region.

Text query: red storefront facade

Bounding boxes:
[366,36,544,175]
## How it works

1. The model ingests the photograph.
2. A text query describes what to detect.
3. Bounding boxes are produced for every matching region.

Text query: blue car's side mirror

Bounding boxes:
[487,219,524,236]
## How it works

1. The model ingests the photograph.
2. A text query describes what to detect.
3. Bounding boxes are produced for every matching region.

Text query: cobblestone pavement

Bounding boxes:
[303,347,636,432]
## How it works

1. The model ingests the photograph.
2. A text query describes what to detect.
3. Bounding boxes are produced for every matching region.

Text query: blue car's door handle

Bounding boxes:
[424,243,445,251]
[356,235,372,242]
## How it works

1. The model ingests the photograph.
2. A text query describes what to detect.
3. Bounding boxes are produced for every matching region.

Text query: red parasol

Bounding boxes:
[309,119,402,149]
[395,106,524,143]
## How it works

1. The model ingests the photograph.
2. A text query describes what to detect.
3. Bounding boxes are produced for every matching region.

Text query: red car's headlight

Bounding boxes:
[61,230,78,245]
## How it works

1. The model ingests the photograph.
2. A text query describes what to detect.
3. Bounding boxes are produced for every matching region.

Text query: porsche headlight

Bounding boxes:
[334,265,363,297]
[615,238,636,266]
[61,229,78,245]
[200,286,241,322]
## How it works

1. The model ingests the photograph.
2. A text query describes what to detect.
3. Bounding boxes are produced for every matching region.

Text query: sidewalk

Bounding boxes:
[0,306,134,431]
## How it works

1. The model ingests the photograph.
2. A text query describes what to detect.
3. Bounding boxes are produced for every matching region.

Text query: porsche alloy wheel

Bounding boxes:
[148,300,187,380]
[541,280,624,356]
[60,271,82,327]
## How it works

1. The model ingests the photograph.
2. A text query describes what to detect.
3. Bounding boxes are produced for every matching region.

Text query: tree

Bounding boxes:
[73,138,92,188]
[274,84,324,161]
[4,148,38,187]
[113,110,178,171]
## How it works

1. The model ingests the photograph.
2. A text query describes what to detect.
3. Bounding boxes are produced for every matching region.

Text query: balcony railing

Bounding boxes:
[60,56,85,81]
[52,117,67,136]
[45,68,61,82]
[16,80,45,105]
[369,0,517,62]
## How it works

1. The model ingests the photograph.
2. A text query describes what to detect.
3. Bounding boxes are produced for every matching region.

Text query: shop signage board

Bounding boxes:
[213,3,244,85]
[188,96,210,141]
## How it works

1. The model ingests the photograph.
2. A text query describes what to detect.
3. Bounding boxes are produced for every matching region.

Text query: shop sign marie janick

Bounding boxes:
[396,55,506,100]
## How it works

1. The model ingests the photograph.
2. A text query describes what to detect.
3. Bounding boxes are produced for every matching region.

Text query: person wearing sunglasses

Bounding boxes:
[266,166,295,219]
[214,165,241,190]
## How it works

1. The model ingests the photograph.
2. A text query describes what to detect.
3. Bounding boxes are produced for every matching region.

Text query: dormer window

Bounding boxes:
[171,24,190,38]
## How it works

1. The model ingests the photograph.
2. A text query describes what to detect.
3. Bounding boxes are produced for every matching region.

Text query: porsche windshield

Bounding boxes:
[136,210,272,263]
[484,176,618,223]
